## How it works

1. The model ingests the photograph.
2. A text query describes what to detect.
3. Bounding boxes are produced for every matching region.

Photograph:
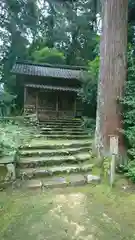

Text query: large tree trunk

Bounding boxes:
[95,0,128,157]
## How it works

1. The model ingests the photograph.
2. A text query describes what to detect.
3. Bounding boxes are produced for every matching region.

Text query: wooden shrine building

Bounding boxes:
[12,62,86,121]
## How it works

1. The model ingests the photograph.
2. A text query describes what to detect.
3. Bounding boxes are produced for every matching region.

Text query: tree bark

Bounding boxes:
[95,0,128,157]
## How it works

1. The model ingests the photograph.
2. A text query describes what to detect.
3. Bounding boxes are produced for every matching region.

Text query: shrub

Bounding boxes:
[0,91,16,117]
[82,117,95,136]
[125,161,135,182]
[79,56,99,104]
[122,44,135,180]
[0,118,37,158]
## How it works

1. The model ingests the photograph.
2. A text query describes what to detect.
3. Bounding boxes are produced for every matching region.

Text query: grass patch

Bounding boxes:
[0,183,135,240]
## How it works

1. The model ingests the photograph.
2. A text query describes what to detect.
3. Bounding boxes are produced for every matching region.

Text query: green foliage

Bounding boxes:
[0,0,38,102]
[31,47,66,64]
[102,157,111,179]
[123,45,135,148]
[0,119,37,158]
[0,91,16,117]
[1,0,135,113]
[82,117,95,135]
[0,0,100,110]
[122,44,135,181]
[125,161,135,182]
[79,55,99,119]
[0,92,15,104]
[79,56,99,104]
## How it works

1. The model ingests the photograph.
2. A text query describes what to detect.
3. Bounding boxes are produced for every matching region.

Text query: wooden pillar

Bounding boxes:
[56,93,59,118]
[24,86,27,104]
[74,95,76,117]
[24,87,27,113]
[36,91,38,118]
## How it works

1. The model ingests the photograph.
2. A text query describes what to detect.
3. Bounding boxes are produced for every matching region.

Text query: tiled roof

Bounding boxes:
[25,84,79,92]
[12,62,85,80]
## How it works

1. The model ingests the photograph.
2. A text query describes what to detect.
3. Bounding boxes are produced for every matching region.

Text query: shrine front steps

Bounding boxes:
[40,130,87,135]
[38,119,82,124]
[21,173,101,190]
[20,146,91,158]
[38,122,82,128]
[17,165,100,190]
[38,129,90,140]
[16,119,100,189]
[39,125,83,131]
[36,134,90,140]
[19,141,92,166]
[38,120,87,134]
[20,139,92,150]
[39,127,85,133]
[17,139,100,189]
[18,153,91,168]
[18,163,94,179]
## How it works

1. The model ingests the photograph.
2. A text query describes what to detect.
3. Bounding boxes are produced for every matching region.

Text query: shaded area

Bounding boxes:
[0,185,135,240]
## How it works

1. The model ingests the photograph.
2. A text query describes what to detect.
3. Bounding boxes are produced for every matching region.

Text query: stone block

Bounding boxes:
[42,177,67,188]
[68,174,86,186]
[86,174,100,184]
[0,164,8,182]
[25,180,42,189]
[6,163,16,181]
[0,162,16,182]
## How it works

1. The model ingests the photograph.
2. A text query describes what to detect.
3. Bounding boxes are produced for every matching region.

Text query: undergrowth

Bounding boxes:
[82,116,95,136]
[0,116,38,159]
[122,44,135,182]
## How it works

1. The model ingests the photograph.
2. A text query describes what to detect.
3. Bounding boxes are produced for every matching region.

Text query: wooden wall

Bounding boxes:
[24,87,82,119]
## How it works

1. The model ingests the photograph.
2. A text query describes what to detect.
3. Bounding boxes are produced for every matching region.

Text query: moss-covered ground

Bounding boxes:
[1,181,135,240]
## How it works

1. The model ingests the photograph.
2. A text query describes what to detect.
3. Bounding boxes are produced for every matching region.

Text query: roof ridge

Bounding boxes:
[11,62,88,80]
[16,61,87,71]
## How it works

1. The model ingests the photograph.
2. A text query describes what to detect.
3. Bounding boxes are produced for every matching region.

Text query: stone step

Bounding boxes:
[39,122,82,126]
[18,163,94,179]
[39,127,85,132]
[21,139,92,150]
[39,119,82,124]
[20,146,90,157]
[40,130,87,135]
[38,122,82,127]
[22,173,100,189]
[18,153,90,168]
[39,126,83,132]
[36,134,90,140]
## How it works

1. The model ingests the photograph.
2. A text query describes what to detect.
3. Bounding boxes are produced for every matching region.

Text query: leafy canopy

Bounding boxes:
[31,47,66,64]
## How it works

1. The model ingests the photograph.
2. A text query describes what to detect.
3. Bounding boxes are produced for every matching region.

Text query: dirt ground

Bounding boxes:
[1,183,135,240]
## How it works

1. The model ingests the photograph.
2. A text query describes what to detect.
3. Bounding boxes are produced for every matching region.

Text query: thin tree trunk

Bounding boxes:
[95,0,128,157]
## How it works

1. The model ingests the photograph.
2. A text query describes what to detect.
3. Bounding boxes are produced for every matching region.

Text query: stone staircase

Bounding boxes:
[17,119,100,189]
